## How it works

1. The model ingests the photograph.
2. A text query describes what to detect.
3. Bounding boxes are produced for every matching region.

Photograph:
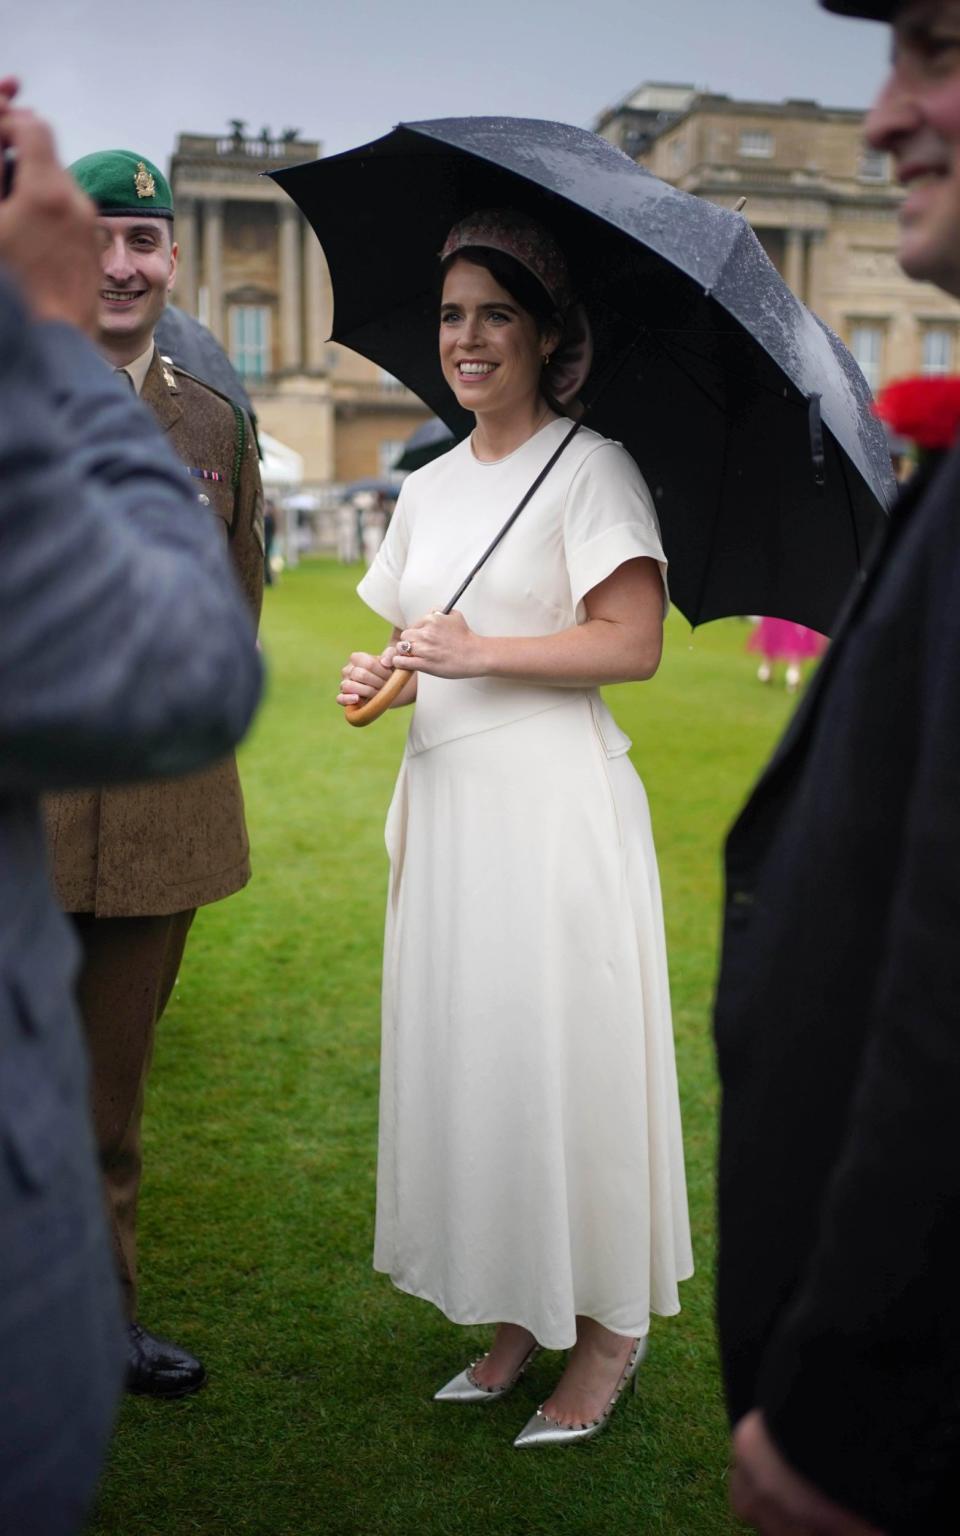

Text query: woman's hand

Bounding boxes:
[336,648,397,708]
[395,610,485,679]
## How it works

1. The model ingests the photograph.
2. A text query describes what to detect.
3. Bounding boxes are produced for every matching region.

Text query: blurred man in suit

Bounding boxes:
[716,5,960,1532]
[0,82,261,1535]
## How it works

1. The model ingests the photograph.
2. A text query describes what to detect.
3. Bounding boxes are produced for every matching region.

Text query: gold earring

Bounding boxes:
[542,352,551,366]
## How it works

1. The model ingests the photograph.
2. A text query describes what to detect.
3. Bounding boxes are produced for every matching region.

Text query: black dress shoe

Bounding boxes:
[126,1322,207,1398]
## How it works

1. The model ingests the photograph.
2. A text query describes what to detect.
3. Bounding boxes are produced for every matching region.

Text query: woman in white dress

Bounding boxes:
[337,210,693,1446]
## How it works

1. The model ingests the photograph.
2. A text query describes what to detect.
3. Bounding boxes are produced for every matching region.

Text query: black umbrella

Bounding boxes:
[155,305,257,428]
[272,116,895,634]
[394,415,457,473]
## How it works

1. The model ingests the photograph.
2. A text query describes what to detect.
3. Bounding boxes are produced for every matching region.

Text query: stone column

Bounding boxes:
[278,204,303,371]
[784,227,806,302]
[203,198,224,342]
[804,230,828,320]
[172,195,198,316]
[303,221,330,371]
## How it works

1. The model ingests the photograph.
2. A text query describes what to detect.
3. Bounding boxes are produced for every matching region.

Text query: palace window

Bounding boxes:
[922,326,954,375]
[858,148,888,182]
[849,321,885,391]
[229,304,271,379]
[739,130,773,159]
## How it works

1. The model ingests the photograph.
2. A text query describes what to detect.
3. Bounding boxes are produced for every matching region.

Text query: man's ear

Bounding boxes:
[167,238,179,294]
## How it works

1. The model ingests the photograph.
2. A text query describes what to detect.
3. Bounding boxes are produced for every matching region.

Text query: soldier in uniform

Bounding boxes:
[43,149,264,1398]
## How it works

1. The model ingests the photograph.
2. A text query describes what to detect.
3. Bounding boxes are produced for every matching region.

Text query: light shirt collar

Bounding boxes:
[116,341,157,397]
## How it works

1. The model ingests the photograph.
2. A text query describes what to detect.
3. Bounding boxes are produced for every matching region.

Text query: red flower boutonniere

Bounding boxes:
[873,375,960,451]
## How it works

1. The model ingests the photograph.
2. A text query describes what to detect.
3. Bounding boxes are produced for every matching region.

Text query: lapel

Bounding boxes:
[140,346,184,435]
[732,462,934,836]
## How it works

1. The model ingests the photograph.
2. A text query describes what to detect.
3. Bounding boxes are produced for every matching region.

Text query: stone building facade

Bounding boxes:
[596,85,960,392]
[168,126,429,489]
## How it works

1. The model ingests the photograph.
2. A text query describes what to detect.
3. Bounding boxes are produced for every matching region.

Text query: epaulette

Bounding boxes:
[163,358,242,415]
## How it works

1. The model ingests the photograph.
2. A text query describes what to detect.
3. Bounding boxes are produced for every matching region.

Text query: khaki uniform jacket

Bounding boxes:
[43,350,264,917]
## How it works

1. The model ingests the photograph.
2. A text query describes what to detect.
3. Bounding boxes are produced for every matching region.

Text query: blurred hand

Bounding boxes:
[337,648,396,708]
[0,101,100,332]
[730,1411,887,1536]
[395,609,484,679]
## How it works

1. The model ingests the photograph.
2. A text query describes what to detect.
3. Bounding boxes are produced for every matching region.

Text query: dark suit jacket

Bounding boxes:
[714,447,960,1533]
[0,273,261,1535]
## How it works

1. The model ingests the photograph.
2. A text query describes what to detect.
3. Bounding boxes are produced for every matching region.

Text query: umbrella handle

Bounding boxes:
[344,666,411,727]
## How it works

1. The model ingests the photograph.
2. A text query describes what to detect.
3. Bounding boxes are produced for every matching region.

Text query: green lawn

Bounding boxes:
[88,561,796,1536]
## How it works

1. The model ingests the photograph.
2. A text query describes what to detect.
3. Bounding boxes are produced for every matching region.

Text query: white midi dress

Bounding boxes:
[357,418,693,1350]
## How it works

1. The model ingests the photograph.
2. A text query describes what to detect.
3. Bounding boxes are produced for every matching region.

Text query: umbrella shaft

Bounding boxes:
[443,420,582,613]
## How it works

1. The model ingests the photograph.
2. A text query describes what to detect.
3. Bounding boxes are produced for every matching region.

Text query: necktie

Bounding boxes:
[115,368,135,392]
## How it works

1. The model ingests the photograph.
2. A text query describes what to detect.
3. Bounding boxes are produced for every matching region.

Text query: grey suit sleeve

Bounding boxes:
[0,274,263,791]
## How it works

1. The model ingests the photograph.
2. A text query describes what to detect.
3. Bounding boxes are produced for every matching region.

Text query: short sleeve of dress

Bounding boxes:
[356,490,410,628]
[563,441,669,618]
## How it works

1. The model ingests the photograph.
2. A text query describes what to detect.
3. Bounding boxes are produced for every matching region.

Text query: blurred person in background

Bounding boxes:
[359,490,388,567]
[337,496,360,562]
[746,616,827,693]
[264,498,278,584]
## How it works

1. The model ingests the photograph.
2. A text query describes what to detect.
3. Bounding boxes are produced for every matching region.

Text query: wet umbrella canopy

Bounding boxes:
[272,117,895,633]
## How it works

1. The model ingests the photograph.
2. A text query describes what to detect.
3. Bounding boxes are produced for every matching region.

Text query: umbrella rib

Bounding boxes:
[637,322,728,628]
[837,440,866,576]
[654,333,809,407]
[689,416,731,630]
[644,328,729,417]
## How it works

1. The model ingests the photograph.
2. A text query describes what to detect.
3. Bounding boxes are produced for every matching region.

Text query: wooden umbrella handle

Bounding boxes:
[344,666,412,727]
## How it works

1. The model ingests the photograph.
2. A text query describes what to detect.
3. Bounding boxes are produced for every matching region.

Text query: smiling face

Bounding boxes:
[439,257,555,422]
[95,215,177,360]
[866,1,960,294]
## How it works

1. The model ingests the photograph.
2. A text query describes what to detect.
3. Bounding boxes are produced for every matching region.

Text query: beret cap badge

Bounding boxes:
[68,150,173,218]
[134,161,156,199]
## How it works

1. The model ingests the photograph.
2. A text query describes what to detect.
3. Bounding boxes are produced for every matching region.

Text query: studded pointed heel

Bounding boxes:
[513,1335,647,1447]
[434,1341,541,1404]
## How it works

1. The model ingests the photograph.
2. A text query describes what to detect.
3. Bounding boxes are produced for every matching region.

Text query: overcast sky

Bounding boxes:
[12,0,891,173]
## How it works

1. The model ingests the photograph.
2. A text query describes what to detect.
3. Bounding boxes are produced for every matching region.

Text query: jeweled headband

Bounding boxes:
[440,209,574,314]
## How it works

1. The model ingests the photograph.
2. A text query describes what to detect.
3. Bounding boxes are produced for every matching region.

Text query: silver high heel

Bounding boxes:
[513,1335,647,1446]
[434,1341,541,1404]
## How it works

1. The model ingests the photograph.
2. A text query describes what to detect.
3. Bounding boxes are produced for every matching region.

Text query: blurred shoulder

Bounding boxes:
[0,270,26,339]
[401,433,470,492]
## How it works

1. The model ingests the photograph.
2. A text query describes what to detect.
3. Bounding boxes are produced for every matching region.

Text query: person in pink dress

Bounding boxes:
[747,617,826,693]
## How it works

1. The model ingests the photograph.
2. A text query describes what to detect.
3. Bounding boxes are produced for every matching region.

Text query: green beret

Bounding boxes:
[69,149,173,219]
